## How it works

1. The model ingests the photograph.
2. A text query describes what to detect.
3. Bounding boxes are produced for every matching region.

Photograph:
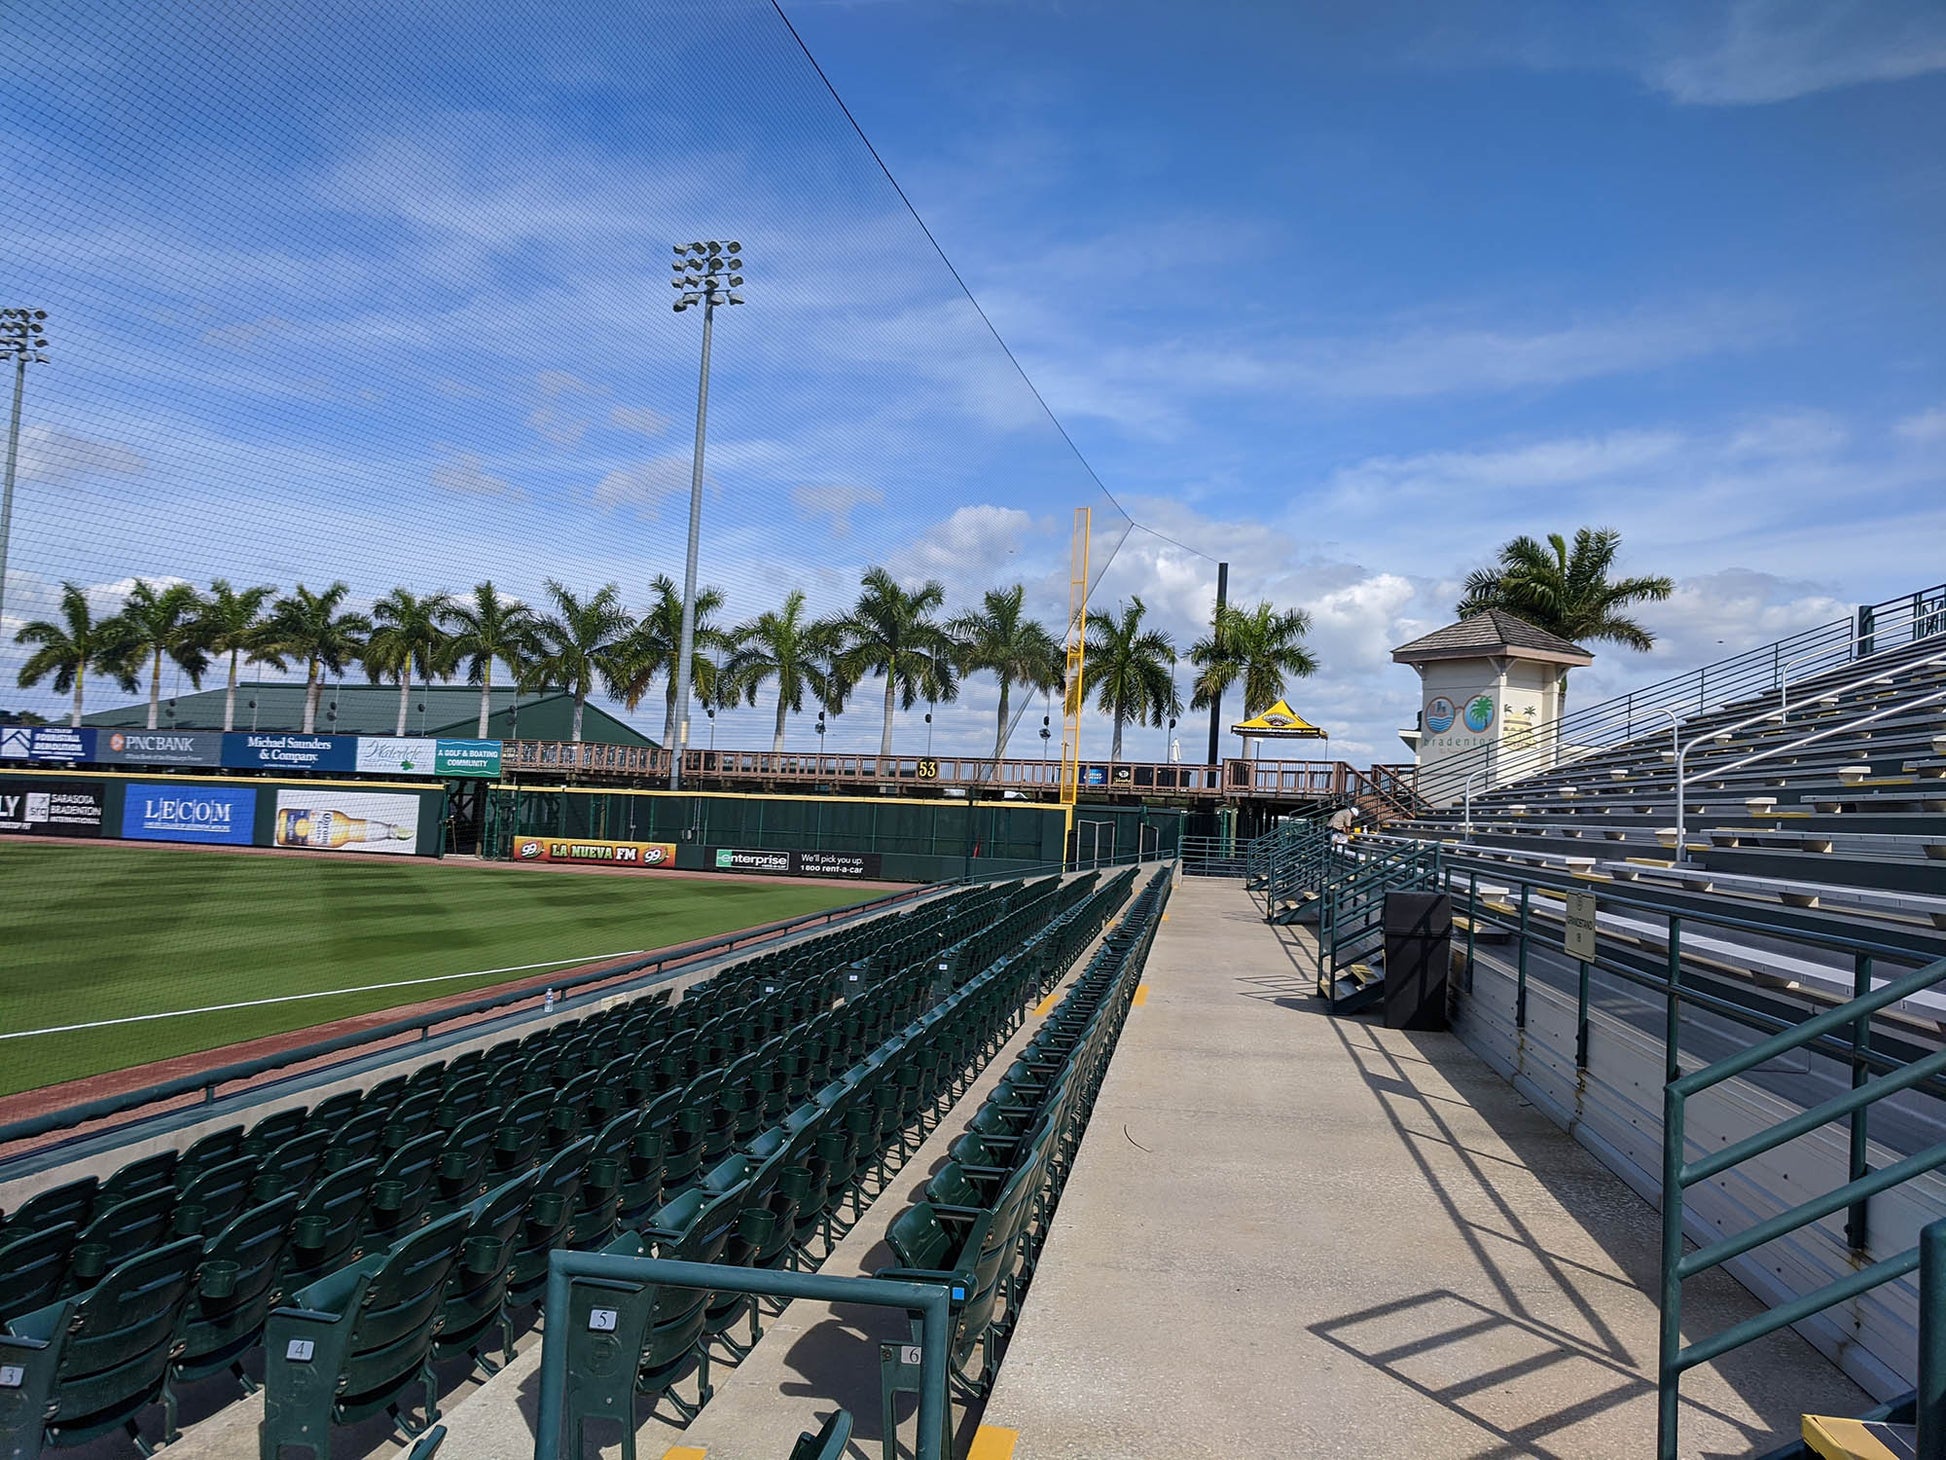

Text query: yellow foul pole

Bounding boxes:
[1059,506,1091,813]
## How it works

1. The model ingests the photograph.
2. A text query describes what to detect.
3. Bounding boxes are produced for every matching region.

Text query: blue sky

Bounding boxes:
[2,0,1942,761]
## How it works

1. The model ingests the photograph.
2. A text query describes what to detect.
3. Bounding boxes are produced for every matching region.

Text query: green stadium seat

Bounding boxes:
[0,1221,76,1327]
[177,1154,261,1235]
[91,1151,176,1216]
[279,1157,378,1293]
[174,1126,246,1188]
[241,1106,309,1157]
[254,1129,331,1200]
[169,1191,301,1402]
[786,1409,853,1460]
[505,1136,593,1311]
[67,1188,178,1293]
[431,1170,534,1378]
[0,1235,203,1457]
[260,1210,470,1459]
[1,1179,96,1247]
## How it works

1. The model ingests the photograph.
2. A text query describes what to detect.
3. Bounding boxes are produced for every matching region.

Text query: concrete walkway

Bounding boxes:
[975,876,1866,1460]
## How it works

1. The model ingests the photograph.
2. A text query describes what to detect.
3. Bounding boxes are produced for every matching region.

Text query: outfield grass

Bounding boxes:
[0,842,868,1098]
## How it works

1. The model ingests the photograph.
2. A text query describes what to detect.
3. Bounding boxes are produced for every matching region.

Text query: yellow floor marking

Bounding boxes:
[1132,984,1149,1006]
[1032,991,1060,1017]
[1800,1414,1908,1460]
[967,1426,1020,1460]
[661,1447,709,1460]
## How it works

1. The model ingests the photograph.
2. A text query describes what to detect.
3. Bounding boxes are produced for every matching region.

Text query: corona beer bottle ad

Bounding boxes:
[272,789,422,855]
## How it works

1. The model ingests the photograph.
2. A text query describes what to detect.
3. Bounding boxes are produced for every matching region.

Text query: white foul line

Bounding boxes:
[0,951,649,1043]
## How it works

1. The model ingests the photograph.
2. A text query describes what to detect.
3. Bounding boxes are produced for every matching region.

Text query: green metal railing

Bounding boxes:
[1315,840,1440,983]
[533,1252,954,1460]
[1657,953,1946,1459]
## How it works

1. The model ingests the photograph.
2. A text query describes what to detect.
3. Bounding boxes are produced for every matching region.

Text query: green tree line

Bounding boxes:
[12,572,1324,758]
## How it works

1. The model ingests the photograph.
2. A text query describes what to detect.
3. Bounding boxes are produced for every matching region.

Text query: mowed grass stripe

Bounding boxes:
[0,843,864,1096]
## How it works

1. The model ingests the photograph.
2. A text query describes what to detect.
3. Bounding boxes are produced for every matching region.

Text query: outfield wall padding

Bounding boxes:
[0,769,448,856]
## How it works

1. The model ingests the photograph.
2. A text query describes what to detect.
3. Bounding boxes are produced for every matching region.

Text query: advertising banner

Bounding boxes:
[122,783,257,845]
[273,788,422,854]
[0,781,106,837]
[354,737,437,776]
[708,847,882,879]
[0,725,96,762]
[95,729,225,767]
[223,733,357,773]
[513,836,677,869]
[434,739,502,778]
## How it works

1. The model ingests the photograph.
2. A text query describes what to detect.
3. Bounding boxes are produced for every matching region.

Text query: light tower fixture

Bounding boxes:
[666,241,747,790]
[0,309,49,638]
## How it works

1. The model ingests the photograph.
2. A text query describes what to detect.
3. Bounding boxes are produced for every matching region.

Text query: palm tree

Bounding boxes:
[1189,601,1320,727]
[1083,596,1180,761]
[108,580,211,730]
[443,582,536,739]
[950,584,1063,762]
[827,567,958,758]
[1457,526,1675,653]
[197,579,282,732]
[15,582,135,727]
[613,575,731,752]
[520,580,634,743]
[364,588,456,738]
[724,589,836,755]
[264,582,372,734]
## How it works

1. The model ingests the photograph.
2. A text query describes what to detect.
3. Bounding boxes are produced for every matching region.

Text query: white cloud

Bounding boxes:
[592,454,696,518]
[17,425,146,486]
[890,505,1042,588]
[791,483,885,538]
[609,404,668,437]
[1648,0,1946,105]
[1897,405,1946,444]
[430,450,523,500]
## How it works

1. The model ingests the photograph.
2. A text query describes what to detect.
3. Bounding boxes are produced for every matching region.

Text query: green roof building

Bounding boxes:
[84,682,657,747]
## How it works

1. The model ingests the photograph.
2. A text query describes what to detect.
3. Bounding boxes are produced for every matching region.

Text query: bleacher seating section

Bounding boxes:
[548,868,1141,1460]
[0,871,1134,1460]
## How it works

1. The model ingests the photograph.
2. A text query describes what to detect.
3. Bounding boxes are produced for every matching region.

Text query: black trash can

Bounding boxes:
[1383,892,1452,1031]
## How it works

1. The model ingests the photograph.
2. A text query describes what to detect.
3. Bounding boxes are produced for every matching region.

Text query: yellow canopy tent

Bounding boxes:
[1230,700,1328,741]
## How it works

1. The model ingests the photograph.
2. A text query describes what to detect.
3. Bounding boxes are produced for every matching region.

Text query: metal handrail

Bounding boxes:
[1656,953,1946,1460]
[534,1253,954,1460]
[1673,650,1946,854]
[1414,582,1946,806]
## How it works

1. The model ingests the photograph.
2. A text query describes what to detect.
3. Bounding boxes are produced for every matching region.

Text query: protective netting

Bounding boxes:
[0,0,1132,760]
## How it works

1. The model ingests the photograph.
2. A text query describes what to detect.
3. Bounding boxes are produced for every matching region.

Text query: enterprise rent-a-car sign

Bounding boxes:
[710,847,881,878]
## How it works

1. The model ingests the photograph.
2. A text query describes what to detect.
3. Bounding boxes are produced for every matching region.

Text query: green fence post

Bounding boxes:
[1921,1217,1946,1460]
[1576,958,1591,1069]
[1848,951,1874,1252]
[1515,883,1531,1029]
[1465,868,1478,992]
[1664,915,1684,1085]
[1657,1083,1687,1460]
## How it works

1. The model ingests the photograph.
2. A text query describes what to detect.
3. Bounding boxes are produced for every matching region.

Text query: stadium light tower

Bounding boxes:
[0,309,49,638]
[668,241,745,789]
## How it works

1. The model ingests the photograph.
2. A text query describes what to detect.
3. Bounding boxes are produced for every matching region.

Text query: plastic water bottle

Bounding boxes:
[543,988,556,1015]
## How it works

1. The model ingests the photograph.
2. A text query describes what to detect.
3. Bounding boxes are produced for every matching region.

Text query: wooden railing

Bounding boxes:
[502,740,1398,802]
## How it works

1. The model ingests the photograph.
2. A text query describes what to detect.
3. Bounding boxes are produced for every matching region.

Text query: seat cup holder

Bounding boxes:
[71,1242,110,1282]
[462,1236,504,1275]
[174,1202,208,1237]
[530,1191,566,1227]
[372,1179,406,1214]
[199,1258,241,1302]
[292,1214,330,1251]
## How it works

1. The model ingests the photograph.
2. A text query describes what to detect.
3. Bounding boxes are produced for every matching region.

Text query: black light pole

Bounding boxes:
[1204,561,1229,765]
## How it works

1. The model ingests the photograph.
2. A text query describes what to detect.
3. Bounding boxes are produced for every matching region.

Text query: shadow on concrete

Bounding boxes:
[1303,1014,1864,1459]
